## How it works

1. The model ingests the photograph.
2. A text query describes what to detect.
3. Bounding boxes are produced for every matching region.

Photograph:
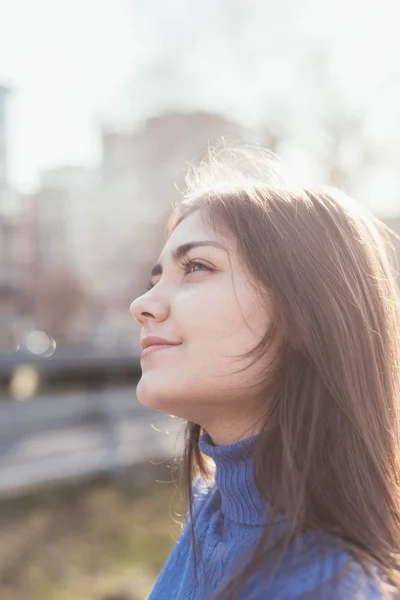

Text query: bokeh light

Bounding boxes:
[9,364,41,400]
[25,330,56,357]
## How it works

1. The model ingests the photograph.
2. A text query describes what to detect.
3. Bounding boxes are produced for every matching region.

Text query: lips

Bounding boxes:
[141,343,180,358]
[141,336,181,359]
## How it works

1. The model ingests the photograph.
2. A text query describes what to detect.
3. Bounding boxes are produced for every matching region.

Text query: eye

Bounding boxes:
[145,259,212,292]
[181,259,212,275]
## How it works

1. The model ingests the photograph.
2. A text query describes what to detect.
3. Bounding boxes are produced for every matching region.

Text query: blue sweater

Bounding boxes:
[147,431,384,599]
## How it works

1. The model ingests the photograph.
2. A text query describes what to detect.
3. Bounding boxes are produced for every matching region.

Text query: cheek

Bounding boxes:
[181,286,268,352]
[177,287,246,345]
[183,307,268,381]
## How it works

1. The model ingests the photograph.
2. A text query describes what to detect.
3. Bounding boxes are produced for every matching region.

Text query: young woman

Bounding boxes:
[130,148,400,599]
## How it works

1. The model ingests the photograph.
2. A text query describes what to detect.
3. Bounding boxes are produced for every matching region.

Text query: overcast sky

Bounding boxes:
[0,0,399,215]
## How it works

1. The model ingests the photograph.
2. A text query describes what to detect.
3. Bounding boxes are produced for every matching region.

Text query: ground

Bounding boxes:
[0,468,183,600]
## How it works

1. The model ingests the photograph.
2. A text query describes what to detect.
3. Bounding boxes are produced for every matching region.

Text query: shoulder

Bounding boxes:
[288,533,393,599]
[251,533,395,599]
[297,556,391,599]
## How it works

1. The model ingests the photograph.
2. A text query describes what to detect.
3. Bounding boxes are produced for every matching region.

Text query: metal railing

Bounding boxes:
[0,385,184,496]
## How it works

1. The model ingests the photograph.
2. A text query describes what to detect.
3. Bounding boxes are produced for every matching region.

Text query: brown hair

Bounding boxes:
[168,147,400,598]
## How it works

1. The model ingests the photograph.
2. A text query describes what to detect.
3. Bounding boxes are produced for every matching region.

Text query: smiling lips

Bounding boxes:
[141,336,181,359]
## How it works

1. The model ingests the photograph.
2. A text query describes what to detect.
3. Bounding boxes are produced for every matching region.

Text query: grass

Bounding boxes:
[0,466,184,600]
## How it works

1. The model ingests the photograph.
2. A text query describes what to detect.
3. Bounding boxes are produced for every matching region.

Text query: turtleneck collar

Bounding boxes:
[198,430,271,525]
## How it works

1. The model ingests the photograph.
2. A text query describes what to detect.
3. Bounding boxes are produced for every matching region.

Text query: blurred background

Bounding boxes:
[0,0,400,598]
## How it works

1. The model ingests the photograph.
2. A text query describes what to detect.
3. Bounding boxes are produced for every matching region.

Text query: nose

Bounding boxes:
[130,290,169,326]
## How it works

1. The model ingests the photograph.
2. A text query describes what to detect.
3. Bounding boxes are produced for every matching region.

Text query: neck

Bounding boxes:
[198,429,278,524]
[200,415,264,447]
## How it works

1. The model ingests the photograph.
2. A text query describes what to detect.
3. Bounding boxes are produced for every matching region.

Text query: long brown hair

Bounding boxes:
[168,147,400,599]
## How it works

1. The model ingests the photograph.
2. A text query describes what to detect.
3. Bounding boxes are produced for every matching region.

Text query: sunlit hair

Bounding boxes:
[167,147,400,599]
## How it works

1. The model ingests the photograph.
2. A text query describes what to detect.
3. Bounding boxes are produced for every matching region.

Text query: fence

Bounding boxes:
[0,385,184,497]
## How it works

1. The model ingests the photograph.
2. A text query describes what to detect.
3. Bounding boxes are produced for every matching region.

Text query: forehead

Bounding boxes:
[163,210,231,253]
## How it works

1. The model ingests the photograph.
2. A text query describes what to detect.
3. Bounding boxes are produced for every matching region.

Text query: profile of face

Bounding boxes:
[130,210,276,438]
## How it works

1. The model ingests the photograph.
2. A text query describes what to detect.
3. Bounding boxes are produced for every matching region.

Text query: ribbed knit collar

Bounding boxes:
[198,430,271,525]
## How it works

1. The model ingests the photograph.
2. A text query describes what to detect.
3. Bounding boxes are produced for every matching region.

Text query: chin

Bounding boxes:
[136,375,201,422]
[136,375,176,414]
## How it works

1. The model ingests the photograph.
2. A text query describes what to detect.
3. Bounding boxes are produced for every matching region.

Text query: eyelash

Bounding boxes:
[146,259,212,291]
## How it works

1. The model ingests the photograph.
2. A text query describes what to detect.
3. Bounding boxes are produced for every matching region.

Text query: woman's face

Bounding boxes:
[130,210,276,440]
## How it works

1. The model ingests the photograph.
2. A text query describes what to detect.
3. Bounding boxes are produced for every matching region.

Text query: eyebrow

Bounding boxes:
[150,241,227,278]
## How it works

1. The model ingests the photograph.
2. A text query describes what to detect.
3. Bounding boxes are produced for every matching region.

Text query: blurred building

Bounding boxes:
[0,217,19,351]
[34,166,99,273]
[20,167,100,344]
[0,84,22,351]
[0,85,19,217]
[0,85,9,193]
